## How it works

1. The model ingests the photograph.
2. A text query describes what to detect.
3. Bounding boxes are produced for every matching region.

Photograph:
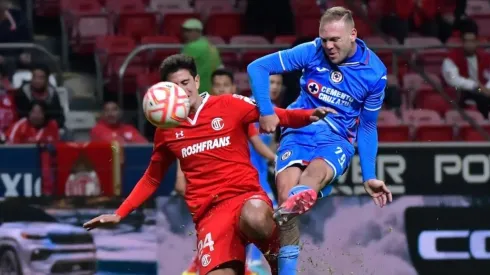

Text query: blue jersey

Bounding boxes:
[247,38,387,182]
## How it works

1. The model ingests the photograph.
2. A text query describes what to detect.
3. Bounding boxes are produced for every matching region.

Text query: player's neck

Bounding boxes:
[347,42,357,59]
[190,96,203,114]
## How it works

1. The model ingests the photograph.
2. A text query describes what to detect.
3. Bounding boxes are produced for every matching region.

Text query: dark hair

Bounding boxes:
[460,19,479,37]
[31,63,51,76]
[29,100,48,114]
[159,54,197,81]
[211,68,234,83]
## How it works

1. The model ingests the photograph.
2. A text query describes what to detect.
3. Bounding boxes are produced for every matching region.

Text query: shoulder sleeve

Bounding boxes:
[227,94,260,124]
[364,72,387,112]
[247,123,259,138]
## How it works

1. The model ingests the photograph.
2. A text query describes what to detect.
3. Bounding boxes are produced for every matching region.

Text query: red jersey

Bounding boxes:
[90,121,148,144]
[6,118,59,144]
[116,93,314,221]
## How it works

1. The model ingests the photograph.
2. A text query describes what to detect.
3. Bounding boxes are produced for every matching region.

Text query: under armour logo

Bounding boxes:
[175,131,184,139]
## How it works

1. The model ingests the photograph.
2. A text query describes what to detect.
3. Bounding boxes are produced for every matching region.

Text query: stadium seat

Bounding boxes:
[415,93,452,116]
[230,36,272,68]
[414,125,454,141]
[194,0,234,19]
[140,36,180,70]
[291,0,319,15]
[273,35,297,46]
[61,0,112,54]
[205,12,242,41]
[377,110,402,125]
[206,36,226,45]
[149,0,191,12]
[472,15,490,38]
[377,125,411,142]
[459,125,490,141]
[295,14,321,37]
[105,0,146,13]
[137,71,160,91]
[402,73,441,92]
[116,12,159,42]
[466,0,490,16]
[161,13,201,37]
[445,110,487,126]
[402,109,443,125]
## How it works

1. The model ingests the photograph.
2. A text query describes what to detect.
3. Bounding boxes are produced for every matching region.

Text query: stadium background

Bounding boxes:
[1,0,490,274]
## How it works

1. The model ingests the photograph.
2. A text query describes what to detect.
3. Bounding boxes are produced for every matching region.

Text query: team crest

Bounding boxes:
[330,71,343,83]
[307,80,321,95]
[201,254,211,267]
[211,117,224,131]
[281,150,292,161]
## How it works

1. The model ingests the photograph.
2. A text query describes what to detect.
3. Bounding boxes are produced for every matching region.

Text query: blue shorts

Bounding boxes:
[275,132,355,196]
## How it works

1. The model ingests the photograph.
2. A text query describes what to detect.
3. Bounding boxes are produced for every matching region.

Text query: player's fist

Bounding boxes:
[259,114,279,133]
[83,214,121,231]
[310,107,337,121]
[364,179,393,208]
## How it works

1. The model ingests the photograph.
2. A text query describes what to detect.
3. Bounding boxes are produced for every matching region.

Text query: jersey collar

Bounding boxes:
[339,38,369,66]
[186,92,210,125]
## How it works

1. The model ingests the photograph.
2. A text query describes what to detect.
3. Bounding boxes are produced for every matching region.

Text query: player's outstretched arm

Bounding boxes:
[274,106,337,128]
[358,77,392,207]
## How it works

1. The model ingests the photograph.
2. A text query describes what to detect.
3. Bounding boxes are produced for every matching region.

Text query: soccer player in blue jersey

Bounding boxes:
[247,6,393,275]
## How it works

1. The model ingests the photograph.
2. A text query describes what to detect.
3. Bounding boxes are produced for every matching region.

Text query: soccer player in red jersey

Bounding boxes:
[83,54,335,275]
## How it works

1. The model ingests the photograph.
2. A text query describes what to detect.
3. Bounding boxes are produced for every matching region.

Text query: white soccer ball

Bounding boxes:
[142,82,190,128]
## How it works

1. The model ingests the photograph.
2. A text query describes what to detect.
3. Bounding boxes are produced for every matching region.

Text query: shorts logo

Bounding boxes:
[201,254,211,267]
[211,118,224,131]
[330,71,343,83]
[281,150,292,161]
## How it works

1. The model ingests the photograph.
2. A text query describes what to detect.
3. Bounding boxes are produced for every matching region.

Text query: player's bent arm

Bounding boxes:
[249,135,276,162]
[247,40,318,115]
[116,136,175,218]
[358,76,386,182]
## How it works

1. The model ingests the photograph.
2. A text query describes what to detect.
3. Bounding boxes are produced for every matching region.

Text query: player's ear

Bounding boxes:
[194,74,200,90]
[350,28,357,42]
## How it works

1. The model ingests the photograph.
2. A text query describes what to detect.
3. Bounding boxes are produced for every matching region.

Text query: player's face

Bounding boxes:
[211,75,236,95]
[167,69,201,109]
[319,20,357,64]
[269,75,282,101]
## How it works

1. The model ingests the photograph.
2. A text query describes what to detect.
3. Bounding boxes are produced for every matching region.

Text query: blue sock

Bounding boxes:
[288,185,313,197]
[318,184,333,199]
[278,245,300,275]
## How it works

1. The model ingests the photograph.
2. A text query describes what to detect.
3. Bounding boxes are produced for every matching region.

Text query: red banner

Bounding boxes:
[54,142,122,196]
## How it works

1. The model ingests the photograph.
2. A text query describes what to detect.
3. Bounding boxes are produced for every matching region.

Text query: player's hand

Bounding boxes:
[364,179,392,208]
[259,114,279,133]
[310,107,337,121]
[83,214,121,231]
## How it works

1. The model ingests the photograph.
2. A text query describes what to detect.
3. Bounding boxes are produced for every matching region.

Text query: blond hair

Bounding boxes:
[320,6,355,27]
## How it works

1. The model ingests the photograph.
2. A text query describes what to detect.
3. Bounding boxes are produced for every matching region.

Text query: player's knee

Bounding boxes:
[240,200,275,240]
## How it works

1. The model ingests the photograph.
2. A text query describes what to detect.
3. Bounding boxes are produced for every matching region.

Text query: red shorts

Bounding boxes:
[195,191,279,274]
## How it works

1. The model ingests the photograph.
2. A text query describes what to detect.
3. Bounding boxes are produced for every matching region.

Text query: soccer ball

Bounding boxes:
[142,82,190,128]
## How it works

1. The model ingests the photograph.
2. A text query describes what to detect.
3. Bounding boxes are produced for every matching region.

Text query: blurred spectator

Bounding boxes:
[181,19,222,94]
[379,0,414,43]
[280,37,315,108]
[91,101,147,143]
[442,21,490,118]
[210,69,237,95]
[15,63,65,127]
[12,65,58,89]
[384,75,402,116]
[269,74,283,106]
[5,100,59,144]
[0,0,32,68]
[244,0,294,38]
[438,0,468,43]
[0,83,15,143]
